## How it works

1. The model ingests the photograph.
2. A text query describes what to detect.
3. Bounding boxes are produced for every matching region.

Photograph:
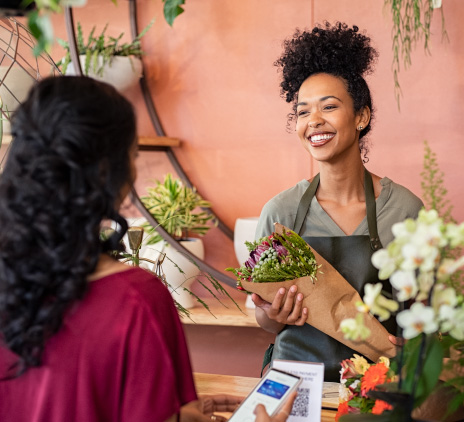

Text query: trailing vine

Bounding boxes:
[385,0,448,109]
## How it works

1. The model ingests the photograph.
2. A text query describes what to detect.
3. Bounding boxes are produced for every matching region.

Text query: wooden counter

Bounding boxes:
[194,372,339,421]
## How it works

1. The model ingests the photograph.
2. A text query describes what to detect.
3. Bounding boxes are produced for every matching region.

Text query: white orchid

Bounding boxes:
[363,283,399,321]
[396,302,438,339]
[416,271,435,301]
[371,249,396,280]
[400,241,439,273]
[342,209,464,347]
[437,257,464,281]
[431,284,457,312]
[390,270,418,301]
[391,218,416,240]
[340,313,371,341]
[438,304,456,333]
[445,222,464,248]
[449,306,464,340]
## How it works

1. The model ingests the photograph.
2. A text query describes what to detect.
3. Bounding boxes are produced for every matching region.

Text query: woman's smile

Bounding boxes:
[307,131,336,147]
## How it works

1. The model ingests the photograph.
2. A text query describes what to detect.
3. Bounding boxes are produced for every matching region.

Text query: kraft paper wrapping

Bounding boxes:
[241,223,397,362]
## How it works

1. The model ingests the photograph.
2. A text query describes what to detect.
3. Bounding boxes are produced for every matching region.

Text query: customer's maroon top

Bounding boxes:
[0,267,197,421]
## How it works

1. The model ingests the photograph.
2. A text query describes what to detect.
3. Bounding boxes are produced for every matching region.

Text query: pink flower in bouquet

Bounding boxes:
[245,242,270,270]
[226,228,318,288]
[272,239,289,258]
[340,359,358,380]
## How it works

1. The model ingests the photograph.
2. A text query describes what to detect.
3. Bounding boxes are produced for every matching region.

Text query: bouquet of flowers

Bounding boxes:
[226,227,319,290]
[340,209,464,420]
[336,354,395,421]
[227,223,397,362]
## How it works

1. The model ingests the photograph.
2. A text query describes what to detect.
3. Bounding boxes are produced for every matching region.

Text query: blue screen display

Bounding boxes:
[256,379,290,399]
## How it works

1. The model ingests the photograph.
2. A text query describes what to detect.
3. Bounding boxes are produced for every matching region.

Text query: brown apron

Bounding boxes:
[268,169,396,382]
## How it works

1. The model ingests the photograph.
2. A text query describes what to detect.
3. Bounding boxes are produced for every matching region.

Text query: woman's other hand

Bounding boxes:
[179,395,242,422]
[389,335,406,346]
[252,286,308,334]
[254,391,297,422]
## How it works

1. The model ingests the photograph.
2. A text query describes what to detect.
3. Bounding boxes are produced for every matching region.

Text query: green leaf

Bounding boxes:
[163,0,185,26]
[402,334,443,407]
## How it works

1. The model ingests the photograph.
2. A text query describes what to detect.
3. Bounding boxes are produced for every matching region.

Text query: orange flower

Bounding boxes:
[335,401,349,421]
[372,399,393,415]
[361,362,389,393]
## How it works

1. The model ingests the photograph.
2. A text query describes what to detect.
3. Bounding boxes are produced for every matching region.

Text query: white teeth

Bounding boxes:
[310,134,334,143]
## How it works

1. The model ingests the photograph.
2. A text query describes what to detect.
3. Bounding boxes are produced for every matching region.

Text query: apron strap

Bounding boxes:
[293,169,382,251]
[364,169,382,251]
[294,173,320,235]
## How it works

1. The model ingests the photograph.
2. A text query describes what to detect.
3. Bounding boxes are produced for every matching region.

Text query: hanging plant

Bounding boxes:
[385,0,448,109]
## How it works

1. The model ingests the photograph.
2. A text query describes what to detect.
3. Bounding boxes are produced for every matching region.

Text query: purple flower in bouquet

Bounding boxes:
[273,240,289,258]
[245,243,270,270]
[226,229,319,290]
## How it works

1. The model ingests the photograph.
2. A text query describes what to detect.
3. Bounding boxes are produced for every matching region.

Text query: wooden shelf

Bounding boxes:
[137,136,181,150]
[181,295,259,327]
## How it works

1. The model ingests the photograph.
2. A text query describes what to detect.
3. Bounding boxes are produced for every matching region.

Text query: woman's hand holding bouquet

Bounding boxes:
[227,223,397,362]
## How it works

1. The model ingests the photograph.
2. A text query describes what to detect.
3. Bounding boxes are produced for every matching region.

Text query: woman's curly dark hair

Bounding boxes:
[0,76,136,375]
[275,22,378,159]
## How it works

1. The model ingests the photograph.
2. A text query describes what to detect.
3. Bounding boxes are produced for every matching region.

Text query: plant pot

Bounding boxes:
[65,55,143,92]
[0,65,35,134]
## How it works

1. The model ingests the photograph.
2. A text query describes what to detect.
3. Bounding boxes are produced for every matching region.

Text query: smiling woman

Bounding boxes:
[251,22,424,382]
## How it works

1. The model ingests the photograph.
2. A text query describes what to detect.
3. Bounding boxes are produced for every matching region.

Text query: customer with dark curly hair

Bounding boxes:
[0,76,253,421]
[252,22,423,382]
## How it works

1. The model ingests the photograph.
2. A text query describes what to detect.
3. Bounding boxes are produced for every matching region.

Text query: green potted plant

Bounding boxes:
[136,173,217,309]
[2,0,186,56]
[56,19,153,92]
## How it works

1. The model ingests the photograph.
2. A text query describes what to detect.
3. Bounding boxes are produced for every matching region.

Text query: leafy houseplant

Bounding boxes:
[56,20,154,78]
[138,173,218,309]
[141,173,216,245]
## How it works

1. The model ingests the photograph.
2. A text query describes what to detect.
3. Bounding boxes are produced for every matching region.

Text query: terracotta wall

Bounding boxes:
[50,0,464,283]
[47,0,464,376]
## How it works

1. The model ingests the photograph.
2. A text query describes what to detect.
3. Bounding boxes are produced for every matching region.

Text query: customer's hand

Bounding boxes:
[253,286,307,334]
[179,394,242,422]
[254,391,297,422]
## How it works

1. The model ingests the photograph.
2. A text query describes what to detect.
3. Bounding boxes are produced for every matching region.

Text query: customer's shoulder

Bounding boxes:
[97,267,169,302]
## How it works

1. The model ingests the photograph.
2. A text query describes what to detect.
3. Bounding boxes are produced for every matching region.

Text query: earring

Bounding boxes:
[358,125,364,131]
